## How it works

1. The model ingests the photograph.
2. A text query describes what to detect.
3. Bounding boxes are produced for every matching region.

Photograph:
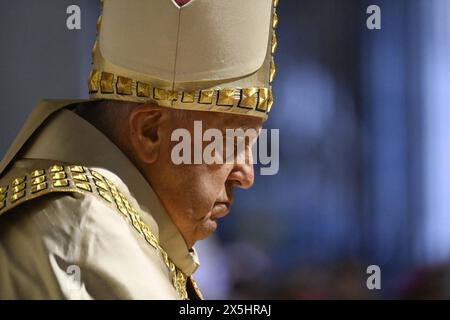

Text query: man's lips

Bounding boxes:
[211,201,231,220]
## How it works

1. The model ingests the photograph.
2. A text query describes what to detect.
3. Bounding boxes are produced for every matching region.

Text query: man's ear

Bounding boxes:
[128,105,164,164]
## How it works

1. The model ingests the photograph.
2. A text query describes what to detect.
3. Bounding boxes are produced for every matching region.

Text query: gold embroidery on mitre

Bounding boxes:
[137,82,150,98]
[273,12,279,29]
[269,0,278,90]
[89,73,273,115]
[182,92,195,103]
[100,72,114,94]
[217,89,235,107]
[88,69,100,93]
[153,88,167,100]
[91,39,98,61]
[239,88,258,109]
[88,0,279,118]
[96,15,102,34]
[272,32,277,54]
[167,91,179,102]
[198,90,214,104]
[268,88,274,112]
[270,58,276,83]
[257,88,270,112]
[116,76,133,95]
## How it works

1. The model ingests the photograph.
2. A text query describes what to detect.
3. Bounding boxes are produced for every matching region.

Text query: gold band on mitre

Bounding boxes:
[88,70,274,117]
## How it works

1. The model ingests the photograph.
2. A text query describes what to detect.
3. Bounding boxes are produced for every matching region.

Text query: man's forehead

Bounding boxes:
[190,111,263,130]
[221,115,263,130]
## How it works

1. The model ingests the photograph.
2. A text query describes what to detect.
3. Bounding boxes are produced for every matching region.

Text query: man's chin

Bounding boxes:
[195,219,218,241]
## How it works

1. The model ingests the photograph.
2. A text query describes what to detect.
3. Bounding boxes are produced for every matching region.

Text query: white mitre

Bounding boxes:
[88,0,279,120]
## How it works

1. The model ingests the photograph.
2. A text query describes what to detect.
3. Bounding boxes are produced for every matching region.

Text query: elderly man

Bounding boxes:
[0,0,278,299]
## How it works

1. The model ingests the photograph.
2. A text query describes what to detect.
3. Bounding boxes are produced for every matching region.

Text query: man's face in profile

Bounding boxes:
[136,109,263,247]
[78,100,264,248]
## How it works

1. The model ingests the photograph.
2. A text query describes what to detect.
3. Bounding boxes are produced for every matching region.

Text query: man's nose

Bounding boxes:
[228,161,255,189]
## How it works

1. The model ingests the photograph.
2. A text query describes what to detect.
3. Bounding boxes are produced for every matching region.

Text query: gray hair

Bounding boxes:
[73,100,138,142]
[72,99,193,142]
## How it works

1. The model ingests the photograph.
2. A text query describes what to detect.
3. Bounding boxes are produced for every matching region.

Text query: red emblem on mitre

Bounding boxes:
[175,0,191,6]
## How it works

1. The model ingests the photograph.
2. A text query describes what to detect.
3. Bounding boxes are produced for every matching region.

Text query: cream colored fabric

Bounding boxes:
[89,0,277,119]
[0,99,85,176]
[0,160,177,299]
[99,0,272,82]
[0,104,200,299]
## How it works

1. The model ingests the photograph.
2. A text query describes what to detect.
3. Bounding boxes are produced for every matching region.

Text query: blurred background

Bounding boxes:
[1,0,449,299]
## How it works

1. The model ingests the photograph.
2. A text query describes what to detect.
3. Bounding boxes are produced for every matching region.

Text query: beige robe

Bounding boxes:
[0,100,202,300]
